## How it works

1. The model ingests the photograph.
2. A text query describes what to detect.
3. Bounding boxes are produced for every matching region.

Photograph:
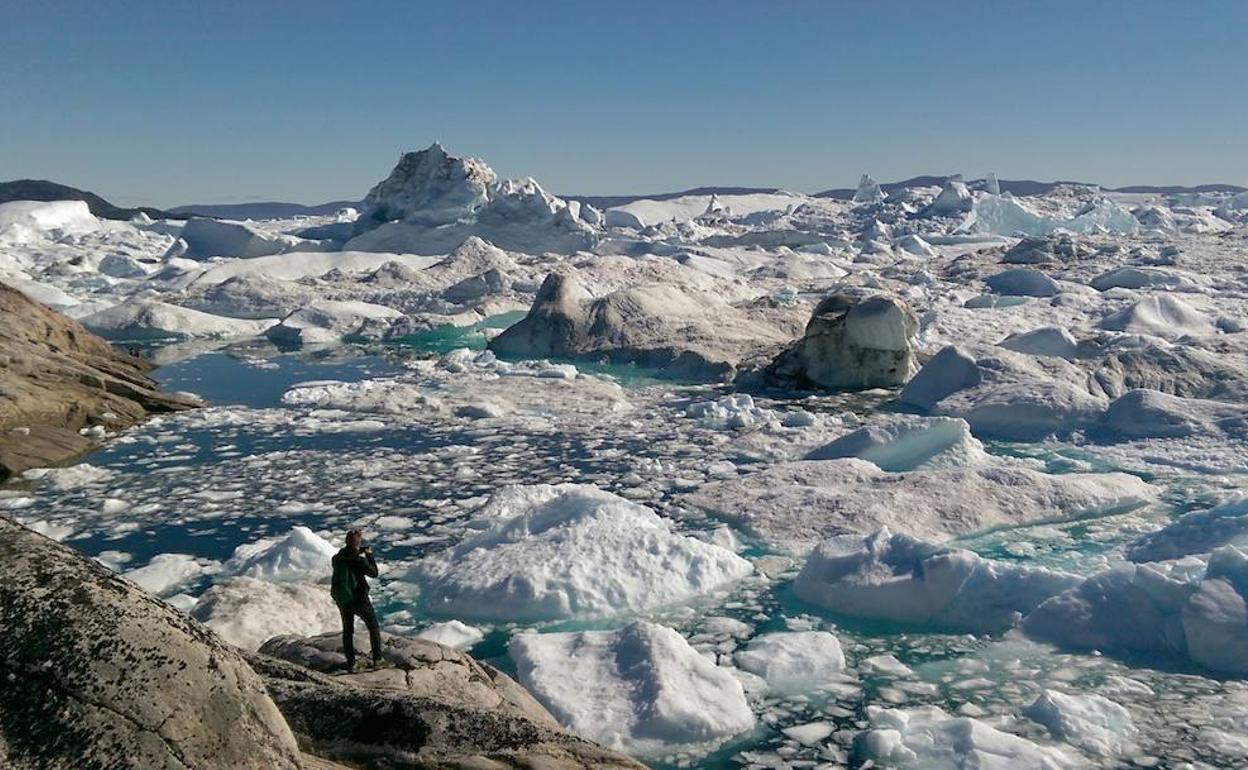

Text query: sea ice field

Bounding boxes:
[5,147,1248,769]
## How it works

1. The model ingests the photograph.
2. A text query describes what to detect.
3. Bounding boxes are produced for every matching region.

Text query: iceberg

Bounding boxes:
[795,529,1080,633]
[345,143,599,255]
[805,415,985,471]
[983,268,1059,297]
[180,217,305,259]
[768,293,920,390]
[191,577,340,650]
[221,526,338,583]
[960,193,1139,237]
[0,199,99,244]
[412,485,752,621]
[1127,498,1248,562]
[855,705,1073,769]
[921,175,973,217]
[1024,689,1137,757]
[1023,546,1248,674]
[853,173,886,204]
[81,299,275,341]
[1100,294,1216,339]
[998,326,1079,360]
[733,630,847,695]
[265,300,406,345]
[509,621,754,755]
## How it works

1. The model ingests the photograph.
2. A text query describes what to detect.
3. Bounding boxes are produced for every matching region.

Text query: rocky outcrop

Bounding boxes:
[0,514,645,770]
[251,632,645,769]
[0,283,199,480]
[0,515,303,770]
[489,272,793,380]
[767,292,919,390]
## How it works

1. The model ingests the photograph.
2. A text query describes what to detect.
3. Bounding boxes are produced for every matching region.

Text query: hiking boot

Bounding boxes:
[344,659,357,674]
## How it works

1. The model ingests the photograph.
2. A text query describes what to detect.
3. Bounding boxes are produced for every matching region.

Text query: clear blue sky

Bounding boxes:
[2,1,1244,207]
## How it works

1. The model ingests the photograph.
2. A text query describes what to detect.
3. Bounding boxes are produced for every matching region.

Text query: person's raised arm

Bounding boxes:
[362,549,379,578]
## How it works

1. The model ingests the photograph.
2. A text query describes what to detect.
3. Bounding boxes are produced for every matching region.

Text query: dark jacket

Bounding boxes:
[332,547,378,599]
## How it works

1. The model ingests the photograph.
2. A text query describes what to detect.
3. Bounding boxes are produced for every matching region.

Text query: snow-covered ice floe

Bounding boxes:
[795,529,1080,633]
[855,705,1075,769]
[509,621,755,755]
[685,454,1154,551]
[1023,545,1248,674]
[1024,689,1137,758]
[411,484,752,621]
[191,577,340,650]
[733,630,848,695]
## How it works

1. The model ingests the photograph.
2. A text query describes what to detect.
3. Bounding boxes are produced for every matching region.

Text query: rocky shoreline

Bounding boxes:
[0,282,199,482]
[0,513,643,769]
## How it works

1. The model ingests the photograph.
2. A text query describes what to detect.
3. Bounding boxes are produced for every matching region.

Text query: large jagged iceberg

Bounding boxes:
[921,175,973,217]
[853,173,886,204]
[353,142,495,227]
[345,143,600,254]
[960,193,1139,236]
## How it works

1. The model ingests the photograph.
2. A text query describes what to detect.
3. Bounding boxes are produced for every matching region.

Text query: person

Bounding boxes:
[330,529,382,672]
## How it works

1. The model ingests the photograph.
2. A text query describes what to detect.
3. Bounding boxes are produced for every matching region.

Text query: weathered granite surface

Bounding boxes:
[0,282,198,480]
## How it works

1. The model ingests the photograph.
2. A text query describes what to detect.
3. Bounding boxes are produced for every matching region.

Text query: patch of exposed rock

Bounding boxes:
[0,515,303,770]
[0,282,199,480]
[251,632,645,769]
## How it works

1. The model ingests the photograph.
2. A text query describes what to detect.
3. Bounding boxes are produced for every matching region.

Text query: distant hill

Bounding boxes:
[815,176,1248,200]
[564,186,784,210]
[168,200,360,220]
[0,179,178,221]
[1111,183,1247,194]
[813,176,1094,199]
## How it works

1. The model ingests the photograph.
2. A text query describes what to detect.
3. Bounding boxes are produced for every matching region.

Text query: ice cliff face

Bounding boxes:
[347,143,600,254]
[354,142,496,229]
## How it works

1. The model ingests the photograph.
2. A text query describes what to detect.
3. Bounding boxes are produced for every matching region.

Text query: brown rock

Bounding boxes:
[0,282,198,480]
[252,633,645,769]
[0,515,304,770]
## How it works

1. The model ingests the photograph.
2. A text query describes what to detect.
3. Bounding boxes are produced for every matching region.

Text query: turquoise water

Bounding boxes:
[384,310,527,354]
[388,311,699,388]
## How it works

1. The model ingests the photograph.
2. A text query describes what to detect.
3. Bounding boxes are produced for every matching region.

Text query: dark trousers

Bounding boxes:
[338,596,382,665]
